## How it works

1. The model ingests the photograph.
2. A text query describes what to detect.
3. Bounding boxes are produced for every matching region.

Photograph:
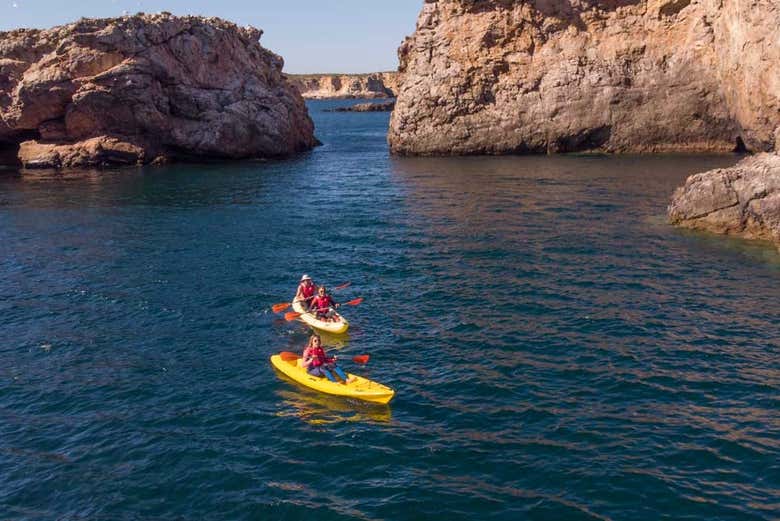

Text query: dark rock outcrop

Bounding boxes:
[325,101,395,112]
[0,13,318,168]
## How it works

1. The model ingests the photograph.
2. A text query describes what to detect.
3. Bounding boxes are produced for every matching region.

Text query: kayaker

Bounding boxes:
[310,286,339,321]
[301,334,354,384]
[294,274,316,310]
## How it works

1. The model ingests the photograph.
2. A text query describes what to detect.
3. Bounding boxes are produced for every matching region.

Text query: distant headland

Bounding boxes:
[287,72,400,100]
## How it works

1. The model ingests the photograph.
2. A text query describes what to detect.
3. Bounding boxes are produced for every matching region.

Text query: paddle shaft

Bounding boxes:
[285,297,361,320]
[279,351,367,364]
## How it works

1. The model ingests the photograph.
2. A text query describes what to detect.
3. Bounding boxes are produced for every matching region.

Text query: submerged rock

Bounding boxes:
[325,101,396,112]
[0,13,318,168]
[389,0,780,156]
[669,154,780,248]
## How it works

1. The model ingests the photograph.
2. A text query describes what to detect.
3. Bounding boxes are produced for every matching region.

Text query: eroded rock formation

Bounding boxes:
[669,154,780,248]
[288,72,401,99]
[0,13,318,168]
[389,0,780,155]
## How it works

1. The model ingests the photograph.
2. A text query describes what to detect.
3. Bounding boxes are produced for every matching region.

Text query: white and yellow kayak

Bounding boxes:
[270,354,395,404]
[291,299,349,334]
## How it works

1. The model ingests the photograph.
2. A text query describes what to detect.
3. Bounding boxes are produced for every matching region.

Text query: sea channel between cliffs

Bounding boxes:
[1,99,778,520]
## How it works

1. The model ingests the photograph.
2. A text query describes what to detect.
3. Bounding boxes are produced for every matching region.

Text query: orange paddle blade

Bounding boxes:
[352,354,370,364]
[345,297,363,306]
[284,311,302,321]
[280,351,300,361]
[334,282,351,290]
[272,302,291,313]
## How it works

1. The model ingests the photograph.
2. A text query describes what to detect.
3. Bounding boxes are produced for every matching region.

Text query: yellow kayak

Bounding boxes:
[270,354,395,404]
[291,299,349,334]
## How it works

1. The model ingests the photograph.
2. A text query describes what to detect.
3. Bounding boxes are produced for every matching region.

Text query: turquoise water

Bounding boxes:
[1,100,779,520]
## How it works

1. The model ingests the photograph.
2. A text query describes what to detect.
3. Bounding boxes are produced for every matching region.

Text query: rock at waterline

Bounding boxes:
[668,154,780,249]
[0,13,318,168]
[324,101,396,113]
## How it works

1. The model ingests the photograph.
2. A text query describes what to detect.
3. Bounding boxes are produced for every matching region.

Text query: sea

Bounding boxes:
[1,99,778,520]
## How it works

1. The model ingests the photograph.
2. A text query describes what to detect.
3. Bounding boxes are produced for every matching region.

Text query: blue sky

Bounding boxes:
[0,0,422,73]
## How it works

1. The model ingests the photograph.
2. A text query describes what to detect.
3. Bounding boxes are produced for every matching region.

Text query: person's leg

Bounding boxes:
[331,365,348,381]
[321,367,337,382]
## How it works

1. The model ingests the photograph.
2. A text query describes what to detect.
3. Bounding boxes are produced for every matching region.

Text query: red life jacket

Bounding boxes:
[311,295,333,311]
[299,282,315,299]
[306,346,327,367]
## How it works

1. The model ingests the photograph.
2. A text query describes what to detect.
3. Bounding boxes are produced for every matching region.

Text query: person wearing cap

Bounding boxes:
[294,274,317,310]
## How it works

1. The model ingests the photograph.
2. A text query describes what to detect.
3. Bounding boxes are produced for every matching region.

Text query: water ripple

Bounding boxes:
[0,101,778,520]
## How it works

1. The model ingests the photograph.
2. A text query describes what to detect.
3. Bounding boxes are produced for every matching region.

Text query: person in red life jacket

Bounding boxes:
[294,274,316,310]
[301,334,355,384]
[310,285,339,321]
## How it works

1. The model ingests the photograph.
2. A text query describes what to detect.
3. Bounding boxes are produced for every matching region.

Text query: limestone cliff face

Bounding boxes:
[288,72,401,99]
[0,13,318,168]
[669,154,780,248]
[389,0,780,155]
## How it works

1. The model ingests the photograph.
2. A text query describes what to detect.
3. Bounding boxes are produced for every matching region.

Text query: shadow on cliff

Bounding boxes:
[0,146,21,169]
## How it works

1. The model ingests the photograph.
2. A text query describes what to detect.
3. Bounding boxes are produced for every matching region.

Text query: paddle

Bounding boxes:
[352,354,370,364]
[284,297,363,321]
[280,351,301,362]
[278,351,369,364]
[272,283,350,314]
[272,302,291,313]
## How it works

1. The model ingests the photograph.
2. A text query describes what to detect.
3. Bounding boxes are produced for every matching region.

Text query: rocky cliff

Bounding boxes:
[0,13,318,168]
[388,0,780,155]
[288,72,401,99]
[669,154,780,248]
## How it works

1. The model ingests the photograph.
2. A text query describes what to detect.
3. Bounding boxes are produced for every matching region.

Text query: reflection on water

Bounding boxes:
[274,381,392,425]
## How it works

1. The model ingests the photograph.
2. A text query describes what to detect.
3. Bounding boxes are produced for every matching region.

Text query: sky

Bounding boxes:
[0,0,422,73]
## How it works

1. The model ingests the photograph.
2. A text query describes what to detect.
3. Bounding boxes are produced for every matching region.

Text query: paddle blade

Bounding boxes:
[334,282,351,290]
[284,311,302,321]
[345,297,363,306]
[272,302,291,313]
[352,354,370,364]
[280,351,300,361]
